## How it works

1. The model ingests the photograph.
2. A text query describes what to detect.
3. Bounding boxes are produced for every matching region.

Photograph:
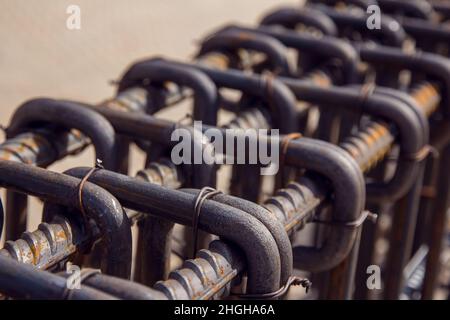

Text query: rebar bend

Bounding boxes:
[260,7,338,36]
[63,167,282,294]
[280,79,428,202]
[357,45,450,116]
[0,160,132,278]
[283,138,365,271]
[198,28,293,76]
[431,1,450,21]
[399,17,450,51]
[370,86,430,131]
[57,271,167,300]
[70,104,364,270]
[224,24,359,84]
[2,98,123,242]
[118,57,219,126]
[311,3,406,47]
[72,102,217,188]
[181,189,293,286]
[361,92,428,201]
[346,85,430,141]
[377,0,434,20]
[307,0,378,10]
[179,61,298,133]
[171,127,366,271]
[6,98,120,170]
[0,255,117,300]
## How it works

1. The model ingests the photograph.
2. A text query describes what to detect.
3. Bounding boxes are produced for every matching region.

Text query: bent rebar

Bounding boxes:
[118,58,298,133]
[199,28,293,76]
[181,189,293,286]
[278,78,428,202]
[400,17,450,55]
[62,167,282,295]
[170,63,426,202]
[0,89,147,242]
[217,24,359,84]
[310,3,407,47]
[0,160,132,278]
[7,98,120,170]
[118,58,219,126]
[260,6,338,36]
[67,103,365,273]
[377,0,434,20]
[4,98,122,242]
[357,44,450,115]
[307,0,377,10]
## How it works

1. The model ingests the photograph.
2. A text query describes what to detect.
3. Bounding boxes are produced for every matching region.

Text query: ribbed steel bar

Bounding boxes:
[0,108,278,291]
[75,68,441,299]
[153,240,245,300]
[3,82,433,299]
[0,216,81,270]
[1,88,148,241]
[133,159,183,285]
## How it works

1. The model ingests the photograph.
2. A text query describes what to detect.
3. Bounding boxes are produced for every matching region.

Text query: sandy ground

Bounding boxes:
[0,0,301,240]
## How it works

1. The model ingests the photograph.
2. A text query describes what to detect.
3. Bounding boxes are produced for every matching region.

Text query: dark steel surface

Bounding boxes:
[0,160,132,278]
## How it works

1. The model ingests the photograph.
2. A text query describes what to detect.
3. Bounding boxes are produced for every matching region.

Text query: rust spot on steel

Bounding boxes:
[411,82,441,116]
[218,264,225,276]
[421,185,437,198]
[236,32,254,42]
[203,52,230,70]
[312,71,332,87]
[55,229,67,241]
[29,241,41,266]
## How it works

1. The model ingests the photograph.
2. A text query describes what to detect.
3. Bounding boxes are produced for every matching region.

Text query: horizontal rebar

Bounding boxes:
[0,216,81,270]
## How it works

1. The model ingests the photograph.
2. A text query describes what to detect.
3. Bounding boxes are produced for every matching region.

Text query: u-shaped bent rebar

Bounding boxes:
[0,160,132,278]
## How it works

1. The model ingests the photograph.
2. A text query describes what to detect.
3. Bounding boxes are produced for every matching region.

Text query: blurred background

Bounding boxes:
[1,0,302,113]
[0,0,300,239]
